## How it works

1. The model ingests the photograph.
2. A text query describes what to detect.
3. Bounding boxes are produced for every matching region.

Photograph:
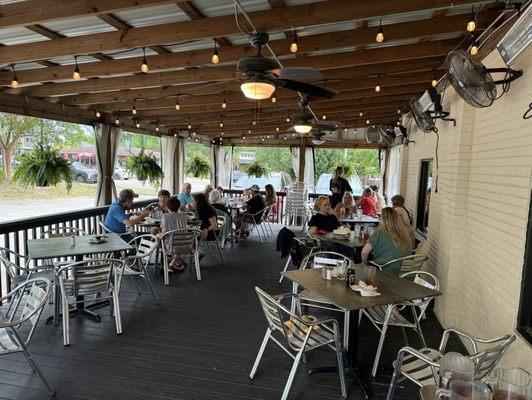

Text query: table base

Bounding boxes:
[307,363,372,399]
[46,299,110,325]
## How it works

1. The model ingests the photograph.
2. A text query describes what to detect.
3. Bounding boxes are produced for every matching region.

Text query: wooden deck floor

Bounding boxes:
[0,226,460,400]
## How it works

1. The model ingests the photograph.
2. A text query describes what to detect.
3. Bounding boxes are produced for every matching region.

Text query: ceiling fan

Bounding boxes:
[236,32,337,101]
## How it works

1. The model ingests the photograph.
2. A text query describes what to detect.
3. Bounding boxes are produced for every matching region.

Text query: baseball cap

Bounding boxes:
[118,189,139,202]
[247,184,260,192]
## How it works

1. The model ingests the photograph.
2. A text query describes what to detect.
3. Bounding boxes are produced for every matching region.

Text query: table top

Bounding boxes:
[27,233,133,260]
[282,267,441,311]
[312,232,365,248]
[340,215,380,224]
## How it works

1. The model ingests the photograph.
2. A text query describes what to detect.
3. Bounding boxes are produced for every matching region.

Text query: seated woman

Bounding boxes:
[308,196,354,258]
[209,189,230,215]
[334,191,356,217]
[357,187,378,217]
[156,196,188,270]
[264,184,277,206]
[361,207,412,275]
[193,193,219,241]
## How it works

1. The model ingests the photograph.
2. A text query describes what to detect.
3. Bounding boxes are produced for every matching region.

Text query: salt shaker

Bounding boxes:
[70,235,75,247]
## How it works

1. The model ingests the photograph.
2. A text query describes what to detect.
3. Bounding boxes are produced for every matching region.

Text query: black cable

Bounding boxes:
[524,102,532,119]
[433,130,439,193]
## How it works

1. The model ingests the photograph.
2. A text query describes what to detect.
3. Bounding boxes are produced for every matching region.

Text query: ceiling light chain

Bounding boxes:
[73,56,81,80]
[376,17,384,43]
[211,40,220,64]
[10,64,19,89]
[141,47,149,73]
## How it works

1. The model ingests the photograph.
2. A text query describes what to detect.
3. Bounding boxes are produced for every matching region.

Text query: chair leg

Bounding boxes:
[113,289,122,335]
[372,306,393,377]
[343,311,350,351]
[412,306,426,347]
[400,327,410,346]
[216,243,226,265]
[334,328,348,399]
[194,251,201,281]
[386,353,405,400]
[130,275,141,294]
[62,294,70,346]
[143,272,159,305]
[20,343,55,395]
[249,328,271,380]
[281,348,304,400]
[163,254,169,286]
[279,255,292,284]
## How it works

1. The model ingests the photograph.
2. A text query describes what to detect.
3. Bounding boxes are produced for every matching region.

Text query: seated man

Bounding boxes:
[104,189,149,242]
[148,189,170,220]
[177,182,194,211]
[234,184,265,235]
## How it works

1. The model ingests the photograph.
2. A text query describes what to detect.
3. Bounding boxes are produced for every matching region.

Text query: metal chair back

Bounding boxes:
[128,234,158,260]
[300,251,352,271]
[399,254,429,273]
[161,228,200,256]
[40,226,87,238]
[399,271,439,320]
[472,335,516,379]
[57,258,121,298]
[0,247,28,281]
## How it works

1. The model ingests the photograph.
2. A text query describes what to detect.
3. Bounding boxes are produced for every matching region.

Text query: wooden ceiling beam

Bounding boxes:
[0,0,485,64]
[13,39,455,97]
[0,12,493,85]
[0,0,178,30]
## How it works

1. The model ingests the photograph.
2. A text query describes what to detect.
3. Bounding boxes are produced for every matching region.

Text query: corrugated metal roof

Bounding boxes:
[0,27,48,46]
[193,0,270,17]
[40,16,116,37]
[113,4,189,27]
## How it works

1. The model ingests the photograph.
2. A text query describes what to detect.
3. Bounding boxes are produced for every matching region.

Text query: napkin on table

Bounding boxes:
[350,280,381,297]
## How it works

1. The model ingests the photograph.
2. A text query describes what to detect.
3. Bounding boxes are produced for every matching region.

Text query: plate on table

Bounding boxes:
[331,233,350,240]
[90,235,108,244]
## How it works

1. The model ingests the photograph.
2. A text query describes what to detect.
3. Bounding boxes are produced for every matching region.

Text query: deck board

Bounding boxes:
[0,226,462,399]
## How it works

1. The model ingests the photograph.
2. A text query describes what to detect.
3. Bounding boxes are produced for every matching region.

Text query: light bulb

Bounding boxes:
[73,67,81,80]
[132,106,137,115]
[467,19,476,32]
[397,109,401,114]
[271,94,277,103]
[188,123,192,130]
[290,40,298,53]
[155,126,159,132]
[276,126,279,132]
[344,128,348,132]
[221,131,224,136]
[470,44,478,56]
[375,84,381,93]
[175,98,180,110]
[359,111,364,117]
[376,29,384,43]
[222,100,227,109]
[114,117,119,125]
[286,116,290,122]
[95,110,101,118]
[10,66,19,89]
[397,121,401,126]
[219,122,223,128]
[432,79,438,87]
[212,42,219,64]
[322,114,326,120]
[243,136,246,140]
[252,120,256,126]
[135,121,140,128]
[284,136,287,140]
[366,119,370,124]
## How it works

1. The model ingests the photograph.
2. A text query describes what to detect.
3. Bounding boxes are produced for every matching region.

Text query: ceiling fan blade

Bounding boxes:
[267,67,324,82]
[276,79,337,99]
[315,120,339,127]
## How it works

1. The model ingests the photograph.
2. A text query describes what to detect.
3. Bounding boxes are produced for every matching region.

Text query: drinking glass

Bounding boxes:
[336,262,346,280]
[434,381,492,400]
[356,208,362,218]
[491,368,531,400]
[364,264,376,286]
[438,352,475,389]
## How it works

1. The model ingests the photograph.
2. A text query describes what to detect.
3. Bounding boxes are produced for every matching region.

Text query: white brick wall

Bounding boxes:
[396,47,532,370]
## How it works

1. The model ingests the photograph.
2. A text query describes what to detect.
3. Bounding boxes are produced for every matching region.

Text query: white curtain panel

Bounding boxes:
[93,122,122,206]
[379,147,387,194]
[160,135,177,194]
[210,145,218,187]
[385,146,402,204]
[304,147,315,192]
[177,138,186,191]
[217,146,233,188]
[291,146,299,178]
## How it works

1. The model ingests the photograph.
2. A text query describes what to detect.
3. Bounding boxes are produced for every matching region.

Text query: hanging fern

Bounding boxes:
[335,163,355,179]
[12,145,73,191]
[127,149,164,185]
[245,160,270,178]
[185,155,210,178]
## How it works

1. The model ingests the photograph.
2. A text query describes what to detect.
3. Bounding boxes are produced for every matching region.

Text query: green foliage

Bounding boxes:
[314,148,380,181]
[126,149,164,185]
[233,146,294,177]
[121,132,160,151]
[185,155,210,178]
[12,145,72,191]
[186,141,211,159]
[244,159,270,178]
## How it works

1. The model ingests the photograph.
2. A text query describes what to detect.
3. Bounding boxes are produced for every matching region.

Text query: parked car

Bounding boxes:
[232,170,244,185]
[233,172,293,192]
[113,165,129,180]
[70,162,99,183]
[314,173,363,196]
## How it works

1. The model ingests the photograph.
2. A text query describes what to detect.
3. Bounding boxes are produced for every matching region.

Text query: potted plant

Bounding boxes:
[127,149,164,185]
[12,145,73,191]
[185,155,210,178]
[245,160,270,178]
[336,163,355,178]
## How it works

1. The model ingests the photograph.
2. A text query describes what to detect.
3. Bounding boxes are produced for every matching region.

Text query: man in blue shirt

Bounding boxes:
[104,189,149,241]
[177,182,194,211]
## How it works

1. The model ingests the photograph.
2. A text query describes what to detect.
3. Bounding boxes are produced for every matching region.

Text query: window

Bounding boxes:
[416,159,432,233]
[517,191,532,344]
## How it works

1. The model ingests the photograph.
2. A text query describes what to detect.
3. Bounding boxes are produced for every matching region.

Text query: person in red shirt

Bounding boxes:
[357,188,378,216]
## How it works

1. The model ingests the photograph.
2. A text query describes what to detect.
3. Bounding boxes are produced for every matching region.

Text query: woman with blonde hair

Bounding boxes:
[334,191,356,217]
[361,207,412,275]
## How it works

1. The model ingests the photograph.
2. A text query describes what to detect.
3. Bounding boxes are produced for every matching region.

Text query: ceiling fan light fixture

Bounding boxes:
[293,123,313,134]
[240,80,276,100]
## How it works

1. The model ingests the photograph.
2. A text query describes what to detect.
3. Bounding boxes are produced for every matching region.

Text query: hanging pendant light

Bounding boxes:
[286,115,290,123]
[322,114,327,120]
[219,117,224,128]
[175,96,180,110]
[221,93,227,109]
[187,118,192,130]
[366,119,370,124]
[375,84,381,93]
[155,125,160,132]
[10,65,19,89]
[470,40,478,56]
[114,116,120,125]
[141,47,149,73]
[467,6,476,32]
[95,110,101,118]
[72,56,81,80]
[211,40,219,64]
[376,18,384,43]
[132,105,137,115]
[290,30,298,53]
[135,119,140,128]
[359,111,364,117]
[276,126,280,132]
[271,92,277,103]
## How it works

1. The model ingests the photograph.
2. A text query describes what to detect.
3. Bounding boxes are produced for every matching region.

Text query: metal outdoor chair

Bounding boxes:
[200,226,226,265]
[0,247,55,291]
[160,228,201,285]
[360,271,439,377]
[238,206,269,243]
[0,278,54,395]
[285,183,308,228]
[369,254,428,275]
[40,226,87,238]
[97,220,133,238]
[121,234,159,304]
[278,236,321,284]
[215,209,232,248]
[386,329,516,400]
[293,251,353,350]
[261,204,275,237]
[57,258,125,346]
[250,287,347,400]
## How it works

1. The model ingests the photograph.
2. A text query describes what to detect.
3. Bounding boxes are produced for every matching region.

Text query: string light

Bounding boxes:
[344,128,348,132]
[141,47,149,73]
[271,93,277,103]
[132,101,137,115]
[72,56,81,80]
[155,125,159,132]
[322,114,327,120]
[470,41,478,56]
[221,94,227,109]
[243,136,246,140]
[290,31,298,53]
[135,120,140,128]
[252,120,257,126]
[114,116,120,125]
[10,65,19,89]
[95,110,101,118]
[284,136,287,140]
[276,126,280,132]
[359,111,364,117]
[397,108,401,114]
[376,18,384,43]
[175,96,180,110]
[467,7,476,32]
[211,40,219,64]
[221,131,224,136]
[397,121,401,126]
[286,115,290,122]
[375,84,381,93]
[219,118,224,128]
[432,78,438,87]
[187,118,192,130]
[366,119,370,124]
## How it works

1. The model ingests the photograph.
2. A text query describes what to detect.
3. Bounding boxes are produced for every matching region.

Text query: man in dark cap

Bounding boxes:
[104,189,149,241]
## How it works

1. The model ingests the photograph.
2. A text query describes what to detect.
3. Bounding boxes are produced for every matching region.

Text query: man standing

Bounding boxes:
[104,189,149,242]
[177,182,194,211]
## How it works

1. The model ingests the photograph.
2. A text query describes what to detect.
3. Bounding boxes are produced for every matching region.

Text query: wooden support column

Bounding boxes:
[175,137,182,194]
[298,137,306,183]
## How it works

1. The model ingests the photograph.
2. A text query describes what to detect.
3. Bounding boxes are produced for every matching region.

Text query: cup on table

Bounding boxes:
[336,262,347,280]
[435,380,492,400]
[321,266,332,280]
[364,264,376,286]
[491,368,531,400]
[356,208,362,218]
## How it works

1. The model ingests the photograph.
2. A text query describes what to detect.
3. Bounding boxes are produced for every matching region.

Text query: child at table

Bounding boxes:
[157,197,188,270]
